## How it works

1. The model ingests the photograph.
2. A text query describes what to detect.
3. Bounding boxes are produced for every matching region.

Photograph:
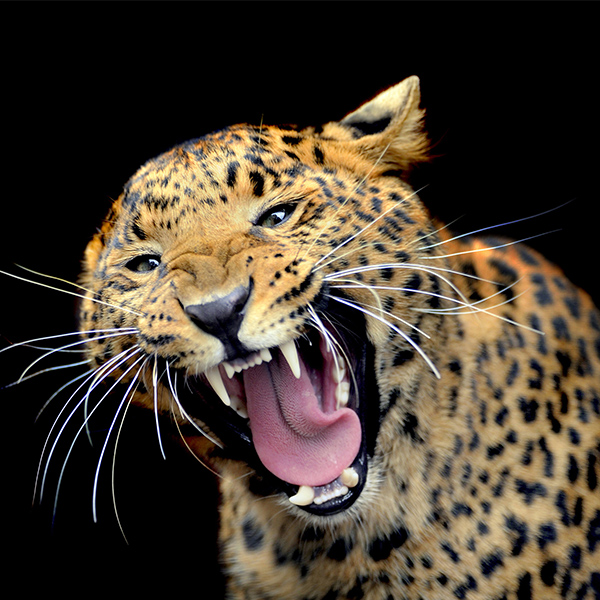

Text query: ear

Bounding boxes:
[340,76,428,172]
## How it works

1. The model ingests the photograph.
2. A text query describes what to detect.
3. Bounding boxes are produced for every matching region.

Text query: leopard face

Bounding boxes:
[80,77,433,516]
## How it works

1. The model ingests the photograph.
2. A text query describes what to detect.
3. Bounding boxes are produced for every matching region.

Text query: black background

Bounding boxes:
[3,5,598,597]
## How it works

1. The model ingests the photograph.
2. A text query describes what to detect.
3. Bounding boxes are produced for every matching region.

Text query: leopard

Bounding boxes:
[37,76,600,598]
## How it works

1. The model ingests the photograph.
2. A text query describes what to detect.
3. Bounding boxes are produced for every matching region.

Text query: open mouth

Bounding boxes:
[180,301,375,516]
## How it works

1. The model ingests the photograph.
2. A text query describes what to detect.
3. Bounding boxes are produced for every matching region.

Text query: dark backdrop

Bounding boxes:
[3,5,597,597]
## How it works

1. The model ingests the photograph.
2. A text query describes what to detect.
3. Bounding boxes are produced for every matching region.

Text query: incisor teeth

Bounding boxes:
[205,366,231,406]
[260,348,273,362]
[289,485,315,506]
[223,362,236,379]
[279,340,301,379]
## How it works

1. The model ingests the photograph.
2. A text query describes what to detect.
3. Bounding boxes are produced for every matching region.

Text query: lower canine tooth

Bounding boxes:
[340,467,359,488]
[289,485,315,506]
[280,340,301,379]
[206,366,231,406]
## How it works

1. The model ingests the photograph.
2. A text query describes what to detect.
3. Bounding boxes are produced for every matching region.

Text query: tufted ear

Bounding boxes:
[340,76,429,172]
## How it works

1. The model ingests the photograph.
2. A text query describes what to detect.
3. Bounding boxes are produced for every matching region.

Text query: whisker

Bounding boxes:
[413,289,543,334]
[298,141,395,263]
[152,353,167,460]
[313,186,426,269]
[166,366,224,449]
[324,262,472,311]
[166,365,222,478]
[35,368,95,423]
[92,355,148,525]
[0,268,144,317]
[418,230,562,260]
[17,330,137,382]
[49,349,145,521]
[110,389,135,545]
[307,304,360,407]
[0,327,138,357]
[2,358,90,389]
[417,201,571,250]
[328,284,432,339]
[36,346,142,504]
[327,294,441,379]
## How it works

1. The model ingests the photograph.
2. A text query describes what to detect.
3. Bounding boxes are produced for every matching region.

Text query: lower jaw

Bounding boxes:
[179,373,371,516]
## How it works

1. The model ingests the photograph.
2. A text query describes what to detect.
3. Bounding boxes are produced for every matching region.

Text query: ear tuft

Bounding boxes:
[340,76,429,172]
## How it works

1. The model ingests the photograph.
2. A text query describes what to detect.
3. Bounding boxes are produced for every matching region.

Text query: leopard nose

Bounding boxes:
[184,283,252,358]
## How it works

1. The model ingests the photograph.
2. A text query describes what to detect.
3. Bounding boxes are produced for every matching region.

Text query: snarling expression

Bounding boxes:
[79,78,438,516]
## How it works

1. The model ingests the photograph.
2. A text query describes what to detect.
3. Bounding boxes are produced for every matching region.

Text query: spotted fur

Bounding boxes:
[73,77,600,598]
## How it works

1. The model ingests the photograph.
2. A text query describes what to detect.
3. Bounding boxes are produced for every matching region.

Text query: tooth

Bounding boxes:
[205,366,231,406]
[340,467,359,488]
[335,381,350,408]
[279,340,301,379]
[230,394,248,419]
[260,348,273,363]
[223,362,236,379]
[332,362,346,384]
[289,485,315,506]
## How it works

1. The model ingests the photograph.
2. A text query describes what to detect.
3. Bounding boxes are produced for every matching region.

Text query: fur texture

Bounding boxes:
[77,77,600,599]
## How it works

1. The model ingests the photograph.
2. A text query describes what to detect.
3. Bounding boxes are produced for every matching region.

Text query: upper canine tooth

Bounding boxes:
[280,340,301,379]
[206,366,231,406]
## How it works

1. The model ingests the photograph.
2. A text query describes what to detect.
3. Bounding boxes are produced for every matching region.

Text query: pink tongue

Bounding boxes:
[243,353,361,487]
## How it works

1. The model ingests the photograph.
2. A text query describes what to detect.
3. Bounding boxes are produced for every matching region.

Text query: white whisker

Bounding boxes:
[306,304,360,407]
[313,186,426,269]
[152,353,167,460]
[36,346,142,504]
[327,294,441,379]
[328,283,432,339]
[418,201,571,250]
[0,268,144,316]
[35,368,95,423]
[92,355,148,526]
[0,327,138,357]
[2,358,90,389]
[166,366,224,449]
[167,365,222,478]
[324,261,472,312]
[17,330,137,383]
[299,141,395,263]
[418,230,561,260]
[52,349,146,522]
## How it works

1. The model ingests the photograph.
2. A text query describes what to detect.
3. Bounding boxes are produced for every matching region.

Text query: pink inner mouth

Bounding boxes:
[222,344,361,487]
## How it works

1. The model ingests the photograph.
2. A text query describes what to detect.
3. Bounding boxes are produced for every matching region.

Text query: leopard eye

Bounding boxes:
[126,254,161,273]
[257,203,296,228]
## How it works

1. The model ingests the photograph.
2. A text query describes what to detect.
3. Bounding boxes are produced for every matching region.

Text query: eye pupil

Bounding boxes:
[126,255,161,273]
[258,204,295,228]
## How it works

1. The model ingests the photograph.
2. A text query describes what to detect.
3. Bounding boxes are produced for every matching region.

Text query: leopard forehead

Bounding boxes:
[99,128,349,258]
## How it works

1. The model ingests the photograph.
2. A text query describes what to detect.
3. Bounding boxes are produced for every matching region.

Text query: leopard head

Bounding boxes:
[79,76,444,516]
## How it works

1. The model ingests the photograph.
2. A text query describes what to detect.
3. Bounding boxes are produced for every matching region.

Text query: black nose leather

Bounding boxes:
[185,284,251,358]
